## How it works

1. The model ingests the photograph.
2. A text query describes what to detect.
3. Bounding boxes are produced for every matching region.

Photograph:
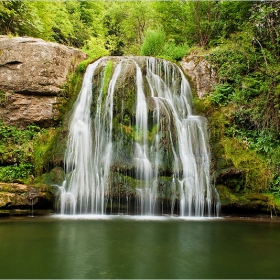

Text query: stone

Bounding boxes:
[0,182,54,210]
[0,36,87,95]
[0,93,61,128]
[180,53,218,98]
[0,36,88,128]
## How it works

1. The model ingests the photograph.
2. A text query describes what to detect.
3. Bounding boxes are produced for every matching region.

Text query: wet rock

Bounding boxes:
[0,182,54,212]
[216,184,275,215]
[49,167,65,185]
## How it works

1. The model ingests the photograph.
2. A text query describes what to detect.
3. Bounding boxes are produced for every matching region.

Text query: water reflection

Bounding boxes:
[0,217,280,278]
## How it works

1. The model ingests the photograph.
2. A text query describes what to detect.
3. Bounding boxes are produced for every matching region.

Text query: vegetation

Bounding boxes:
[202,1,280,209]
[0,121,40,182]
[140,28,189,61]
[0,0,280,212]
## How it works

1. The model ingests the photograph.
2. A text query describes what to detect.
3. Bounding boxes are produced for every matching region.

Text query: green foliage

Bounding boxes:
[0,163,33,182]
[0,0,279,205]
[82,37,109,61]
[103,61,114,96]
[152,0,255,49]
[0,1,42,37]
[270,172,280,198]
[222,137,271,192]
[210,84,233,106]
[0,120,62,182]
[203,2,280,200]
[103,1,155,55]
[141,28,189,61]
[217,2,253,40]
[140,28,166,57]
[208,45,252,85]
[33,128,57,177]
[0,120,43,182]
[162,41,189,61]
[152,1,189,44]
[0,0,106,49]
[0,121,40,144]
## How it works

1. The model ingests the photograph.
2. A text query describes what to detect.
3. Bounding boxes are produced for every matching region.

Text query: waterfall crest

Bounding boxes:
[58,56,220,216]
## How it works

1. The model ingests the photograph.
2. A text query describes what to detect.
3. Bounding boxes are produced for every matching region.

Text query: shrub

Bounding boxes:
[140,28,166,57]
[141,28,189,61]
[0,163,33,183]
[162,41,189,61]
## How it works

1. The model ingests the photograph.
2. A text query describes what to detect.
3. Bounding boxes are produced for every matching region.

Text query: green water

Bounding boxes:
[0,216,280,279]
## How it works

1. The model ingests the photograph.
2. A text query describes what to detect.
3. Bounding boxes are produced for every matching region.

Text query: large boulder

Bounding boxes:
[180,52,218,98]
[0,36,88,128]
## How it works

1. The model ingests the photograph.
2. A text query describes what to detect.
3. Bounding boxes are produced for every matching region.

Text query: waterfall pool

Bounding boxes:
[0,216,279,279]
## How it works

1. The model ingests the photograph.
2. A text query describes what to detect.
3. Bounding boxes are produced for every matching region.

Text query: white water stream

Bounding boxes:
[58,56,220,216]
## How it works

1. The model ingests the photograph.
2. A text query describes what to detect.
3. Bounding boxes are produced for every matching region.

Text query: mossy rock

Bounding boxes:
[216,184,239,205]
[0,182,55,211]
[49,167,65,185]
[217,184,277,215]
[244,193,269,202]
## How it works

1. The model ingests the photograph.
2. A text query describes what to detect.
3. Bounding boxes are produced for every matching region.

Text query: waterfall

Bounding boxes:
[58,56,220,216]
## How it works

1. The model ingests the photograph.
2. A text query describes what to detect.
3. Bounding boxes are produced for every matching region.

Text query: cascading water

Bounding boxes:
[58,56,220,216]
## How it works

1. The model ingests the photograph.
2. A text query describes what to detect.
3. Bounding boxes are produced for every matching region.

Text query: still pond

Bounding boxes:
[0,215,280,279]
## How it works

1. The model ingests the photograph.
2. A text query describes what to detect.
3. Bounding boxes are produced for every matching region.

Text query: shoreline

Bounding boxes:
[0,212,279,222]
[221,214,280,222]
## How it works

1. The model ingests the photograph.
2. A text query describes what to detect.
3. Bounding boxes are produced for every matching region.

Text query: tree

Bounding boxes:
[0,0,43,37]
[103,1,155,55]
[250,0,280,59]
[187,1,220,48]
[153,0,189,44]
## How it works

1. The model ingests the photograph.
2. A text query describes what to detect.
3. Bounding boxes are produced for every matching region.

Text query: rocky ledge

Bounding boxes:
[0,182,55,217]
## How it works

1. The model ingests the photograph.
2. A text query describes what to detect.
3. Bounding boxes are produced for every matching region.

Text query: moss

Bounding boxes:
[148,124,159,142]
[58,70,84,122]
[49,167,65,185]
[33,128,58,176]
[196,94,273,196]
[121,124,136,142]
[244,193,269,202]
[33,173,49,185]
[216,184,239,205]
[262,194,280,216]
[193,95,210,116]
[109,172,176,200]
[102,60,114,96]
[222,137,271,192]
[217,184,280,215]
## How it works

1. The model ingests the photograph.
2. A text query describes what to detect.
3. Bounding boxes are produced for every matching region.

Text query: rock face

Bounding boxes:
[1,93,59,128]
[0,182,55,216]
[180,53,218,98]
[0,36,88,128]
